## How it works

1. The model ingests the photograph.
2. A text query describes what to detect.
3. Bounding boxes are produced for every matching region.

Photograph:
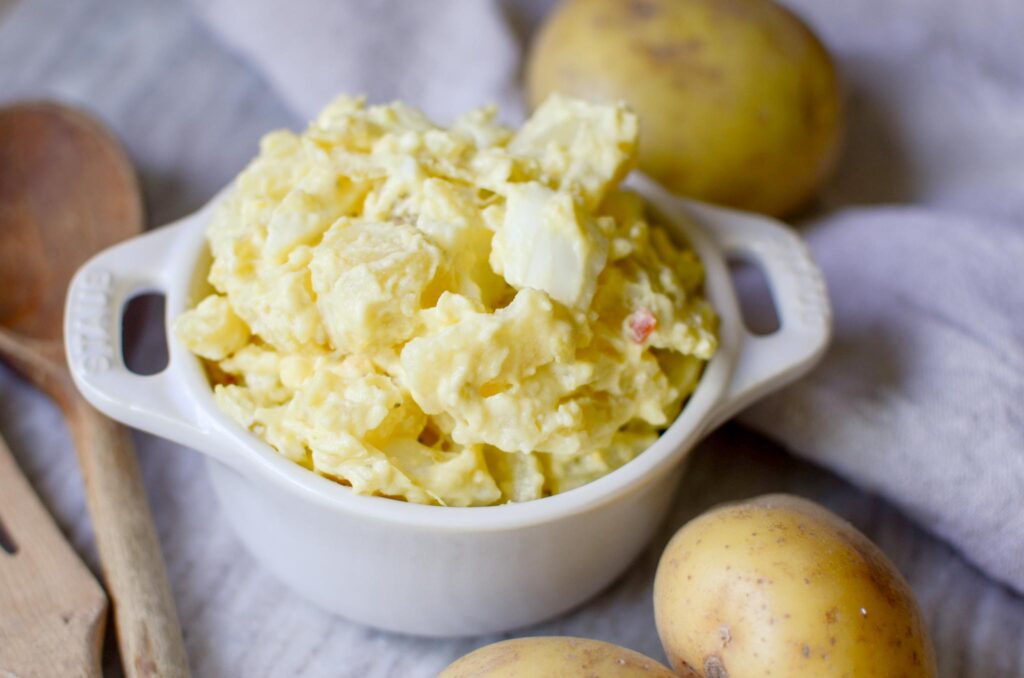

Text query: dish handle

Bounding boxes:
[686,200,832,430]
[64,222,214,456]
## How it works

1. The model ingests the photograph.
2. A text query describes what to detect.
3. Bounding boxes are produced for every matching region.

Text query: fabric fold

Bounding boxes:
[741,206,1024,591]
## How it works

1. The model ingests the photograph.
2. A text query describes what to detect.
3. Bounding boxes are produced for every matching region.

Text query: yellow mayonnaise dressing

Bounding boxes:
[175,94,717,506]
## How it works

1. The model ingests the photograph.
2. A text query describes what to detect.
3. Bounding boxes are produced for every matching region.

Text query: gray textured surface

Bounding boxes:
[1,0,1022,676]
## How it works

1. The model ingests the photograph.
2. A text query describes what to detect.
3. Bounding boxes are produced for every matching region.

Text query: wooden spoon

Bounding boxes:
[0,103,190,677]
[0,431,107,677]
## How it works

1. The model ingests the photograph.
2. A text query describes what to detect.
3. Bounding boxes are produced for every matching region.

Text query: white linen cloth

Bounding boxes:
[190,0,1024,592]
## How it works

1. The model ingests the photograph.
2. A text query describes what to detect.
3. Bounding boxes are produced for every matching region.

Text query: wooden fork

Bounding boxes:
[0,430,107,677]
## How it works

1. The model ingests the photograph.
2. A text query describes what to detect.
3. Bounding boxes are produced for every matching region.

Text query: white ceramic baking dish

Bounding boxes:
[64,174,830,637]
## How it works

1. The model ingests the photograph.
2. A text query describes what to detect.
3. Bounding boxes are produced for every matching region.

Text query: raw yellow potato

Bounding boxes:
[654,494,937,678]
[438,637,676,678]
[526,0,843,216]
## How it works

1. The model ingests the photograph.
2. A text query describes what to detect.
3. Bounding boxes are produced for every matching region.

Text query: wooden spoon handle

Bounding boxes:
[68,398,190,678]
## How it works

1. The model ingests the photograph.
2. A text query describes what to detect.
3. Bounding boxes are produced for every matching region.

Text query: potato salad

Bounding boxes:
[175,94,717,506]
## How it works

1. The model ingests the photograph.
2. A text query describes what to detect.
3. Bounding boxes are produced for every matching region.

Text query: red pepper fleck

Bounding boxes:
[627,307,657,343]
